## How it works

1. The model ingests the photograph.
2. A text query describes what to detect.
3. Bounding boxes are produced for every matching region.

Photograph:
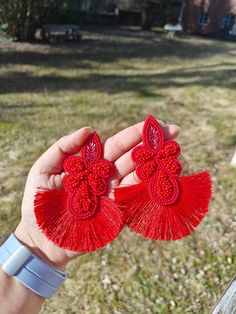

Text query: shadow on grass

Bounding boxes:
[0,27,233,67]
[0,27,236,96]
[0,67,236,96]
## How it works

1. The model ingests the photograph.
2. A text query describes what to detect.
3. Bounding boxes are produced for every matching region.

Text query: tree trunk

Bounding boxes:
[2,0,8,23]
[23,0,35,41]
[141,4,159,31]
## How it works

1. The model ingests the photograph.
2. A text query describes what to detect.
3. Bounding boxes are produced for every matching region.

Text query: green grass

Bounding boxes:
[0,27,236,313]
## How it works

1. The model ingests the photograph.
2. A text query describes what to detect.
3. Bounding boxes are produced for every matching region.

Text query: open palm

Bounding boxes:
[15,121,179,269]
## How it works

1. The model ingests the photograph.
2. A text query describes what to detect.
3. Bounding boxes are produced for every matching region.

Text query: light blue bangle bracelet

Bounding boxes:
[0,234,66,298]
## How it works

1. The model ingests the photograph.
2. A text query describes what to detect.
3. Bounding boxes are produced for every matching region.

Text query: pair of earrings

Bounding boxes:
[34,115,212,252]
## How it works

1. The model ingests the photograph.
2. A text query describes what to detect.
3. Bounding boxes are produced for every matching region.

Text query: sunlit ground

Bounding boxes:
[0,27,235,313]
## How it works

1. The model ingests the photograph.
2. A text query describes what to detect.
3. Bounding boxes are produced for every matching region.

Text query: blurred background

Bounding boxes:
[0,0,236,313]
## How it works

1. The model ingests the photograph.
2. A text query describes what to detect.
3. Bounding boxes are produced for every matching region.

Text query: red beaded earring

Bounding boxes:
[34,132,123,252]
[115,115,212,240]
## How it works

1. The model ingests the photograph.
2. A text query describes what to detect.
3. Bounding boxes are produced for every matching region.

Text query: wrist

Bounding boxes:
[0,233,66,299]
[0,267,45,314]
[14,222,69,270]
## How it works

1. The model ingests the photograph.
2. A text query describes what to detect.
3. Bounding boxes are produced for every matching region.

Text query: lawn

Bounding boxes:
[0,27,236,314]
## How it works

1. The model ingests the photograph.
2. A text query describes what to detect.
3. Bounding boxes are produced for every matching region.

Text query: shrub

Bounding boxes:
[0,0,82,41]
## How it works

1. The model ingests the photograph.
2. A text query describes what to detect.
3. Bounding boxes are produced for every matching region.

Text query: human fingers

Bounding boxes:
[33,127,92,174]
[114,124,180,180]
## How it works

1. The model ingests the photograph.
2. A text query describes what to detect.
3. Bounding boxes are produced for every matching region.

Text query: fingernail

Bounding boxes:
[170,124,180,133]
[82,126,93,133]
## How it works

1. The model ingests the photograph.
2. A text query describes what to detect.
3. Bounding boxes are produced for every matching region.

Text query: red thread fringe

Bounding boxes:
[115,171,212,240]
[34,188,123,252]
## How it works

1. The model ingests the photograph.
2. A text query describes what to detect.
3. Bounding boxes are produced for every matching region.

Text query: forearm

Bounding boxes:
[0,268,44,314]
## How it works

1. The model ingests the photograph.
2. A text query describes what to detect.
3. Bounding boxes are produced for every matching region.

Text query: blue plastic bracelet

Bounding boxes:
[0,234,66,298]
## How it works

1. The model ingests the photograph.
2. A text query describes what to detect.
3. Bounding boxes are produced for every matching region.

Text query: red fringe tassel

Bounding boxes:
[115,171,212,240]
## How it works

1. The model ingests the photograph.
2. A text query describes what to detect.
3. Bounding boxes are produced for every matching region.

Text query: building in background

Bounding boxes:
[80,0,142,26]
[184,0,236,36]
[81,0,236,36]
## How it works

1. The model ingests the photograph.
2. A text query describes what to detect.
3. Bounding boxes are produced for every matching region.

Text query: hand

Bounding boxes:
[15,121,180,269]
